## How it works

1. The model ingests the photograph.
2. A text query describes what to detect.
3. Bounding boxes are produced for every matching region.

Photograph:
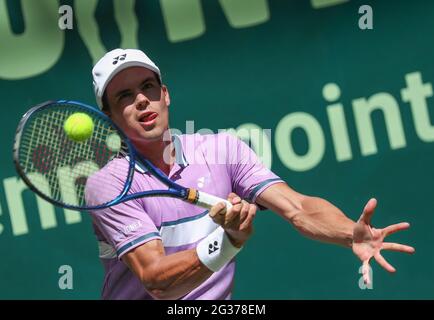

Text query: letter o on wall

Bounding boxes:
[275,112,325,172]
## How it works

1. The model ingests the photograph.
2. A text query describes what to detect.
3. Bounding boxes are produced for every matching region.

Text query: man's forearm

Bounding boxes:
[124,228,244,300]
[143,248,214,299]
[289,196,355,248]
[256,183,355,247]
[123,243,215,300]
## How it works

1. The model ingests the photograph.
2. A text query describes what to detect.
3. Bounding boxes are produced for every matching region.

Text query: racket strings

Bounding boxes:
[18,104,128,207]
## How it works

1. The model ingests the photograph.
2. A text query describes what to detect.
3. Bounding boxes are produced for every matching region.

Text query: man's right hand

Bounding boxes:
[209,192,257,248]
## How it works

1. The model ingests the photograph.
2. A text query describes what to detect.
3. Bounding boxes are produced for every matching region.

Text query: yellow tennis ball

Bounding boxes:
[64,112,94,142]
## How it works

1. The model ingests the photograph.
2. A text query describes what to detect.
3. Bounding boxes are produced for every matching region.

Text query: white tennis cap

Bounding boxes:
[92,48,162,109]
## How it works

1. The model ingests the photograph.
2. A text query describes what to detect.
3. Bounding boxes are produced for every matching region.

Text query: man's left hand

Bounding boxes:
[352,198,415,285]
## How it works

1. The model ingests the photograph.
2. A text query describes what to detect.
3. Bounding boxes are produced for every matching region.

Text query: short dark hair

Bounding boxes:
[102,91,110,112]
[101,71,162,112]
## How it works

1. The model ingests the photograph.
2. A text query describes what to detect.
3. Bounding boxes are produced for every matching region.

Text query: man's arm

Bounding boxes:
[256,182,355,247]
[255,182,414,284]
[122,196,256,300]
[122,240,212,300]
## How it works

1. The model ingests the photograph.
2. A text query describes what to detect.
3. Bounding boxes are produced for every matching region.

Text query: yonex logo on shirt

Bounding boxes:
[113,54,127,65]
[197,176,205,188]
[208,241,219,254]
[122,220,142,235]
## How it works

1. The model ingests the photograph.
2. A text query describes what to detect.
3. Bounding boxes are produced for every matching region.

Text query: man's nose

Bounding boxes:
[135,92,149,109]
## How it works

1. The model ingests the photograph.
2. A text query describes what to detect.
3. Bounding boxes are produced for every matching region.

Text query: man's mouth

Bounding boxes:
[138,112,158,126]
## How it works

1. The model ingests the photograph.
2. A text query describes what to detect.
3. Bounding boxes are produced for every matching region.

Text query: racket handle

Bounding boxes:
[188,189,233,211]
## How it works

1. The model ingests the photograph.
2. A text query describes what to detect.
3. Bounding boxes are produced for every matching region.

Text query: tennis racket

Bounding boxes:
[13,100,232,211]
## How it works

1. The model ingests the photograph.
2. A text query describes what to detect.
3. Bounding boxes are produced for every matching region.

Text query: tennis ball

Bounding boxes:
[64,112,94,142]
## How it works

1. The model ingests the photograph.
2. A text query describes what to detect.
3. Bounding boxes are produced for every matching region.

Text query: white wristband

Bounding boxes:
[196,227,242,272]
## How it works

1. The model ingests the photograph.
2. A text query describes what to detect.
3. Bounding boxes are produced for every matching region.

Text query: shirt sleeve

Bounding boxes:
[86,160,161,260]
[223,133,284,207]
[89,201,161,260]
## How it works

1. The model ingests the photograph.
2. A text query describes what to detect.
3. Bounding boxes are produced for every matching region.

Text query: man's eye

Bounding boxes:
[143,83,155,90]
[119,92,131,100]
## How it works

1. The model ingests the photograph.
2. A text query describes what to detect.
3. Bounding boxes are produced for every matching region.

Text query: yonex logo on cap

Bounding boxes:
[113,54,126,65]
[208,241,219,254]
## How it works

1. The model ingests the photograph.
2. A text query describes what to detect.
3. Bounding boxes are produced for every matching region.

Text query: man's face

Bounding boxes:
[105,66,170,144]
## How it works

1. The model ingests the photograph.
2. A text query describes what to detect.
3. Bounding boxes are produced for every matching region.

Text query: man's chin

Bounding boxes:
[133,130,166,143]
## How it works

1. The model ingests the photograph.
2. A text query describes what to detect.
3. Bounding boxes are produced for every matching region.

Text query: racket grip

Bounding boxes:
[195,191,233,211]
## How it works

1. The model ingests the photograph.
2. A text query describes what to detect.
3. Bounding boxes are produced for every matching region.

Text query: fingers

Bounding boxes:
[358,198,377,224]
[229,199,249,224]
[221,193,242,223]
[215,196,256,247]
[225,200,251,227]
[382,222,410,237]
[209,202,227,223]
[382,242,415,254]
[374,253,396,273]
[240,203,257,230]
[209,197,256,230]
[224,202,243,226]
[227,193,241,204]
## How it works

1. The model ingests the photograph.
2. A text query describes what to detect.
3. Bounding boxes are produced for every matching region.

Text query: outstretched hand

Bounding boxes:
[352,198,415,285]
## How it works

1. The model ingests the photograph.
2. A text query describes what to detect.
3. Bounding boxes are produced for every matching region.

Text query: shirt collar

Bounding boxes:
[126,134,188,174]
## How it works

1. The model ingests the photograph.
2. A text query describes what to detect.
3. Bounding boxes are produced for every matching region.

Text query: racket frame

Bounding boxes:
[13,100,228,211]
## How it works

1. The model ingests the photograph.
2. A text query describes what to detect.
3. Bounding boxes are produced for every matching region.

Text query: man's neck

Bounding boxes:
[132,136,175,176]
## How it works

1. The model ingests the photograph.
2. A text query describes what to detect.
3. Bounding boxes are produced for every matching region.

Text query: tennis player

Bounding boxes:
[88,48,414,300]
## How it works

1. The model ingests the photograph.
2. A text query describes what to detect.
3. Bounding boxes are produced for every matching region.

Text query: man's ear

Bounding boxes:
[162,85,171,107]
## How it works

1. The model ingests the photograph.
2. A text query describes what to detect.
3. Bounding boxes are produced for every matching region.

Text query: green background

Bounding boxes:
[0,0,432,299]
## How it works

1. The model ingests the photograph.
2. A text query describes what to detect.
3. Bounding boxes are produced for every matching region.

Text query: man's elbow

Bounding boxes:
[147,287,173,300]
[139,270,181,300]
